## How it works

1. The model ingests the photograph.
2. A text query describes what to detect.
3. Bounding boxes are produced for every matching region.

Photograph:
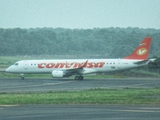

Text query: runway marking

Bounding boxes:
[44,81,73,85]
[0,78,159,93]
[117,109,160,112]
[0,105,18,107]
[127,83,155,87]
[0,81,76,93]
[142,107,160,110]
[0,81,74,89]
[0,82,155,93]
[110,83,153,89]
[119,83,154,88]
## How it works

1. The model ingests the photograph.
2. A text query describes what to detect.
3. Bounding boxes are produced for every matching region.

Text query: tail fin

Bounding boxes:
[123,37,152,60]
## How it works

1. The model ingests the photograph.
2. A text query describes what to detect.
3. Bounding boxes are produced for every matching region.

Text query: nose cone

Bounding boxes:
[6,67,12,72]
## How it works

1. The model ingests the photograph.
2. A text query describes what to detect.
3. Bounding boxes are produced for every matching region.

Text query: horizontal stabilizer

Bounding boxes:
[134,58,156,65]
[134,60,148,65]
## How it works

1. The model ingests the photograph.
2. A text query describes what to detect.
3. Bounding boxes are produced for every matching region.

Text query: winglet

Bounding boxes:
[78,60,88,68]
[65,60,88,69]
[82,60,88,68]
[123,37,152,60]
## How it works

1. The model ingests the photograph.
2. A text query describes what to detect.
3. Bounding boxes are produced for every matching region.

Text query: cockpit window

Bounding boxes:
[15,63,18,65]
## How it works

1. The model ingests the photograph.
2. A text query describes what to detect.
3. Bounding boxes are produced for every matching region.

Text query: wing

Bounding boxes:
[63,60,88,75]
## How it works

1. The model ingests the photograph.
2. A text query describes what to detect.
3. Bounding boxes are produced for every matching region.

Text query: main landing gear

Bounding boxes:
[20,73,25,80]
[75,76,83,80]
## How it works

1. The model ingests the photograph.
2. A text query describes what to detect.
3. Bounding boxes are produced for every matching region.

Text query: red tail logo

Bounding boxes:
[123,37,152,60]
[136,48,147,56]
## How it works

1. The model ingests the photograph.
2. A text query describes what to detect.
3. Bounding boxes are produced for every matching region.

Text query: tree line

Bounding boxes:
[0,27,160,58]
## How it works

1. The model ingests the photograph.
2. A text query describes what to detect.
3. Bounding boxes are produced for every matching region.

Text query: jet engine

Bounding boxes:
[52,70,66,77]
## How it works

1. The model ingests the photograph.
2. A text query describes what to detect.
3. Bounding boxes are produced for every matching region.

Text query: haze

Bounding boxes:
[0,0,160,29]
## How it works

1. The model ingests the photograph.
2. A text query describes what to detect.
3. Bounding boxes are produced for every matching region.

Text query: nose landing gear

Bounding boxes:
[20,73,24,80]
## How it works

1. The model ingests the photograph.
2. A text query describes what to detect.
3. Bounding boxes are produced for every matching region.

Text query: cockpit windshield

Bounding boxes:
[14,63,18,66]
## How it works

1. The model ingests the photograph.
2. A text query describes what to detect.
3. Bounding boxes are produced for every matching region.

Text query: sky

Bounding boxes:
[0,0,160,29]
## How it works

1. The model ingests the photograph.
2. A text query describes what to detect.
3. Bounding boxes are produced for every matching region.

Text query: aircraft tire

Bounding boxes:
[75,76,83,80]
[21,77,24,80]
[75,76,79,80]
[79,76,83,80]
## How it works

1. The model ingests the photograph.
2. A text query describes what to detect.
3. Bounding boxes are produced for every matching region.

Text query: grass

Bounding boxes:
[0,88,160,105]
[0,56,27,67]
[0,55,67,66]
[135,70,160,78]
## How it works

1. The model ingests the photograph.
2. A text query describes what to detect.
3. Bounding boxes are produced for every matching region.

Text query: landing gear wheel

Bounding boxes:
[79,76,83,80]
[75,76,79,80]
[75,76,84,80]
[20,73,24,80]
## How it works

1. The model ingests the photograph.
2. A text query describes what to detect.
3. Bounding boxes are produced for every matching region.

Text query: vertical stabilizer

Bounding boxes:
[123,37,152,60]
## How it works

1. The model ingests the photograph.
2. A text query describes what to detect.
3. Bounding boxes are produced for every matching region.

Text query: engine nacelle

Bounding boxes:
[52,70,65,78]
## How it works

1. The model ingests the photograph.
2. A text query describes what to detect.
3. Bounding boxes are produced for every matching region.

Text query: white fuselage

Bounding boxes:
[6,59,145,75]
[5,37,152,80]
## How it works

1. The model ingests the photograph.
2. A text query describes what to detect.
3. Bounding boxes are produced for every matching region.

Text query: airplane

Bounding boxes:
[5,37,155,80]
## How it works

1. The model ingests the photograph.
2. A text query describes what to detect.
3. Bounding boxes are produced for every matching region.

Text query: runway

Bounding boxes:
[0,78,160,93]
[0,104,160,120]
[0,78,160,120]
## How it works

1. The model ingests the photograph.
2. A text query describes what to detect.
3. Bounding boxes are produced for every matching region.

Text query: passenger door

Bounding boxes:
[24,61,28,70]
[117,59,121,69]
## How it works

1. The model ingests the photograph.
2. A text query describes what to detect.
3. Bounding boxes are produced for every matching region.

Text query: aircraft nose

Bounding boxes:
[6,67,12,72]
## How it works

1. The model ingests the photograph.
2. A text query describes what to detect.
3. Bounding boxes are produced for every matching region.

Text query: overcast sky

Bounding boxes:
[0,0,160,29]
